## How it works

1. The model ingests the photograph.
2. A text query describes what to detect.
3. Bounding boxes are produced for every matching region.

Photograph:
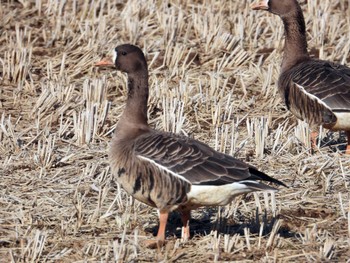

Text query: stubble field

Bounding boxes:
[1,0,350,262]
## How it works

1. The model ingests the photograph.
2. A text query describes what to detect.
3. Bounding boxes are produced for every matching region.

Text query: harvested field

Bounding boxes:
[1,0,349,261]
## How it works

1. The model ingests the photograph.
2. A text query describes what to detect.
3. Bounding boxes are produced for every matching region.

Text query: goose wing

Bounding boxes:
[291,60,350,111]
[134,131,286,187]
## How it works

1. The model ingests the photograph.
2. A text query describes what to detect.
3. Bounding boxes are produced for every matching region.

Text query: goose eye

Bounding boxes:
[121,51,127,56]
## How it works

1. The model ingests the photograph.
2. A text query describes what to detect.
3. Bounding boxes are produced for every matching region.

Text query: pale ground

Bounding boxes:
[1,0,350,262]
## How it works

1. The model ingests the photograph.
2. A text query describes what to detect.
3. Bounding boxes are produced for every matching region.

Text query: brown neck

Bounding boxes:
[118,70,149,128]
[280,7,310,73]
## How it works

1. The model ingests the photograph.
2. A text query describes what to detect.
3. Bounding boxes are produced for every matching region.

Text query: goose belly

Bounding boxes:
[332,112,350,130]
[110,165,156,207]
[110,162,191,210]
[185,183,255,208]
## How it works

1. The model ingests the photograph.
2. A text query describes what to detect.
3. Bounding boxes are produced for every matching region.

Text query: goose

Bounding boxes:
[251,0,350,154]
[96,44,286,248]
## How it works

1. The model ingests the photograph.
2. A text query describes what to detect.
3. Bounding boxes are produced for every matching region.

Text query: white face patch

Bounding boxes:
[113,50,117,64]
[262,0,269,7]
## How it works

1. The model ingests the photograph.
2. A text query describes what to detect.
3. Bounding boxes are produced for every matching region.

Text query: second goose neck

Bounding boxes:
[281,8,309,73]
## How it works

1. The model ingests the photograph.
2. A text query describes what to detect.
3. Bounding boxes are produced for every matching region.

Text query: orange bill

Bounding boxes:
[251,0,269,10]
[95,57,114,67]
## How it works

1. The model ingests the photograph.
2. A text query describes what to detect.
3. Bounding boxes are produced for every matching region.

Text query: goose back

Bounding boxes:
[279,60,350,129]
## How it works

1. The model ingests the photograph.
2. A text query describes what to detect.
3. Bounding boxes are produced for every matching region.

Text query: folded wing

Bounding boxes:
[292,60,350,111]
[135,131,286,187]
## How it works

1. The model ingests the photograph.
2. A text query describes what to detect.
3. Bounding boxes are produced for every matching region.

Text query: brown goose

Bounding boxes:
[96,44,286,248]
[251,0,350,154]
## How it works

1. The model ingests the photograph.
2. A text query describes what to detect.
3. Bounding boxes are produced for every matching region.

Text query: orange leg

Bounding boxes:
[346,131,350,155]
[180,210,191,241]
[311,131,318,152]
[156,211,168,245]
[143,210,168,249]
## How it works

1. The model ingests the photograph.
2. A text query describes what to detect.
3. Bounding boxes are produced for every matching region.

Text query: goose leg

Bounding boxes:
[143,210,168,249]
[346,131,350,155]
[310,131,318,152]
[156,210,168,246]
[180,210,191,241]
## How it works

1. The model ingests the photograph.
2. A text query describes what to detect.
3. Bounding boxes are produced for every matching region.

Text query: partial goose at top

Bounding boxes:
[96,44,286,248]
[251,0,350,154]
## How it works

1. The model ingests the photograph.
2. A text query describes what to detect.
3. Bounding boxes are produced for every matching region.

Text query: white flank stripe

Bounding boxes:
[296,83,350,129]
[137,155,192,184]
[295,83,332,111]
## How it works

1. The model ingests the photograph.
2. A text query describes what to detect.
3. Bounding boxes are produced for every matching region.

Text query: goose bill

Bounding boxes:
[251,0,269,10]
[95,57,114,67]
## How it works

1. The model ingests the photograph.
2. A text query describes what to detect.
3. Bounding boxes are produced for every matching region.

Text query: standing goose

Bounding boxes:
[96,44,286,248]
[251,0,350,154]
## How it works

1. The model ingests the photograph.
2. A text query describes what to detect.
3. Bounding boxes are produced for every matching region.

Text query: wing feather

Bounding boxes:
[135,131,286,187]
[292,60,350,111]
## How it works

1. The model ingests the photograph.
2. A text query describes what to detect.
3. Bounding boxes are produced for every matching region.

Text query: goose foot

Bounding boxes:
[143,210,169,249]
[142,239,166,249]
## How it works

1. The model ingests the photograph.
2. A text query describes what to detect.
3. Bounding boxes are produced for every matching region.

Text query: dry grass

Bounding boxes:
[1,0,350,262]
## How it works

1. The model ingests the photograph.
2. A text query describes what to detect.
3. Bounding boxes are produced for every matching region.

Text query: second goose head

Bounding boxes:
[96,44,148,74]
[251,0,300,17]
